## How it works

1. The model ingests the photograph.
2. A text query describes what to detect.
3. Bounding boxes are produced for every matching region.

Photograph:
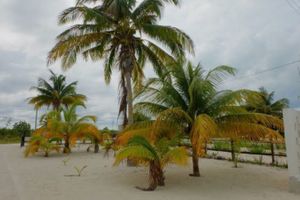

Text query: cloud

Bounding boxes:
[0,0,300,128]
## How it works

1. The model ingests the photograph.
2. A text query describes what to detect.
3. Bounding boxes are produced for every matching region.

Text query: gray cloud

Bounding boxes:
[1,0,300,128]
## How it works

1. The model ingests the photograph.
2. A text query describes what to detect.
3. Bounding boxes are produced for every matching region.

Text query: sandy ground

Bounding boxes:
[0,144,299,200]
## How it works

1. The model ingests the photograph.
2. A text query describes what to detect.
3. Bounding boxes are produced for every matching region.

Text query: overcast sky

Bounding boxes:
[1,0,300,128]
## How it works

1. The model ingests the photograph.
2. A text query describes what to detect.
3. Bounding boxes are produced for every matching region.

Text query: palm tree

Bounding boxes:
[28,70,86,111]
[246,87,289,118]
[39,103,101,153]
[114,135,188,191]
[133,61,283,176]
[47,0,194,127]
[24,135,61,157]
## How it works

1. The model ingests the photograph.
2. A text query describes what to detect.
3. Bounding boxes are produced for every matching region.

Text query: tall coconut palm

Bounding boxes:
[114,135,188,191]
[47,0,194,127]
[28,70,86,111]
[246,87,289,118]
[133,61,283,176]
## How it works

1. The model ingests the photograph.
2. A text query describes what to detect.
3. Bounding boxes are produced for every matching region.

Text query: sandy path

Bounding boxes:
[0,144,299,200]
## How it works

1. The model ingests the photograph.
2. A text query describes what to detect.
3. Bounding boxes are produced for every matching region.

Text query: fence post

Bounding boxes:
[270,141,275,165]
[230,139,235,161]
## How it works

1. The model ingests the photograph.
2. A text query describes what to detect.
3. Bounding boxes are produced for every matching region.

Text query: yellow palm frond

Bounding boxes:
[218,122,284,142]
[115,128,152,146]
[190,114,217,156]
[160,147,188,168]
[24,136,61,157]
[153,108,192,131]
[217,113,283,132]
[74,124,102,142]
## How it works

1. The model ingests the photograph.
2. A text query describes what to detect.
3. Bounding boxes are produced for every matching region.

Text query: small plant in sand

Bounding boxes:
[65,165,88,177]
[74,165,88,176]
[62,157,70,166]
[24,135,61,157]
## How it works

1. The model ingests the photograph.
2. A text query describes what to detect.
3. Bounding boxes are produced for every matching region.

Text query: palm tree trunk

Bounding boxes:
[157,165,165,186]
[190,148,200,177]
[94,143,99,153]
[230,139,235,161]
[34,109,38,130]
[136,160,159,191]
[125,71,133,125]
[63,136,70,153]
[124,69,137,167]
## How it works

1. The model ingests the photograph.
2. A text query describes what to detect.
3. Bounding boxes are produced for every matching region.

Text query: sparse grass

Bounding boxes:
[62,158,70,166]
[0,136,20,144]
[65,165,88,177]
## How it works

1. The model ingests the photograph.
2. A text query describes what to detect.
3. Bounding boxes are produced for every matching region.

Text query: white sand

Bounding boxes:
[0,144,299,200]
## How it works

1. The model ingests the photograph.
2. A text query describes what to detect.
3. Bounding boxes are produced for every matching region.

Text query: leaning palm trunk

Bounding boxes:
[137,160,161,191]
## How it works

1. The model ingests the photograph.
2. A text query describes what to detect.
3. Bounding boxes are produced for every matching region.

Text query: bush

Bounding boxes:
[13,121,31,137]
[213,140,231,151]
[250,144,265,154]
[0,128,18,137]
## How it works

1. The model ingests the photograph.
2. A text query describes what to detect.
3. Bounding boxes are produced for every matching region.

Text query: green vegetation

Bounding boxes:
[0,121,31,144]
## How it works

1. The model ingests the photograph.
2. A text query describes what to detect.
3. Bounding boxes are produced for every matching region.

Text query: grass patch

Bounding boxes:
[0,136,20,144]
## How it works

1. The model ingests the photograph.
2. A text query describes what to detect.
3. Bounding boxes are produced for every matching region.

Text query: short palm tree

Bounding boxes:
[246,87,289,118]
[28,70,86,111]
[134,61,283,176]
[24,135,61,157]
[47,0,194,126]
[114,135,188,191]
[39,103,101,153]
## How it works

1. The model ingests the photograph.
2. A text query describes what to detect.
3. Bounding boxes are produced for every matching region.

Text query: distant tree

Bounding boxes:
[28,70,86,111]
[246,87,289,118]
[13,121,31,137]
[5,117,12,128]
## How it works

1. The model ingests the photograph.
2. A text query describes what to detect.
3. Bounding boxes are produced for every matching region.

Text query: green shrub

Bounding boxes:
[250,144,265,154]
[213,140,231,151]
